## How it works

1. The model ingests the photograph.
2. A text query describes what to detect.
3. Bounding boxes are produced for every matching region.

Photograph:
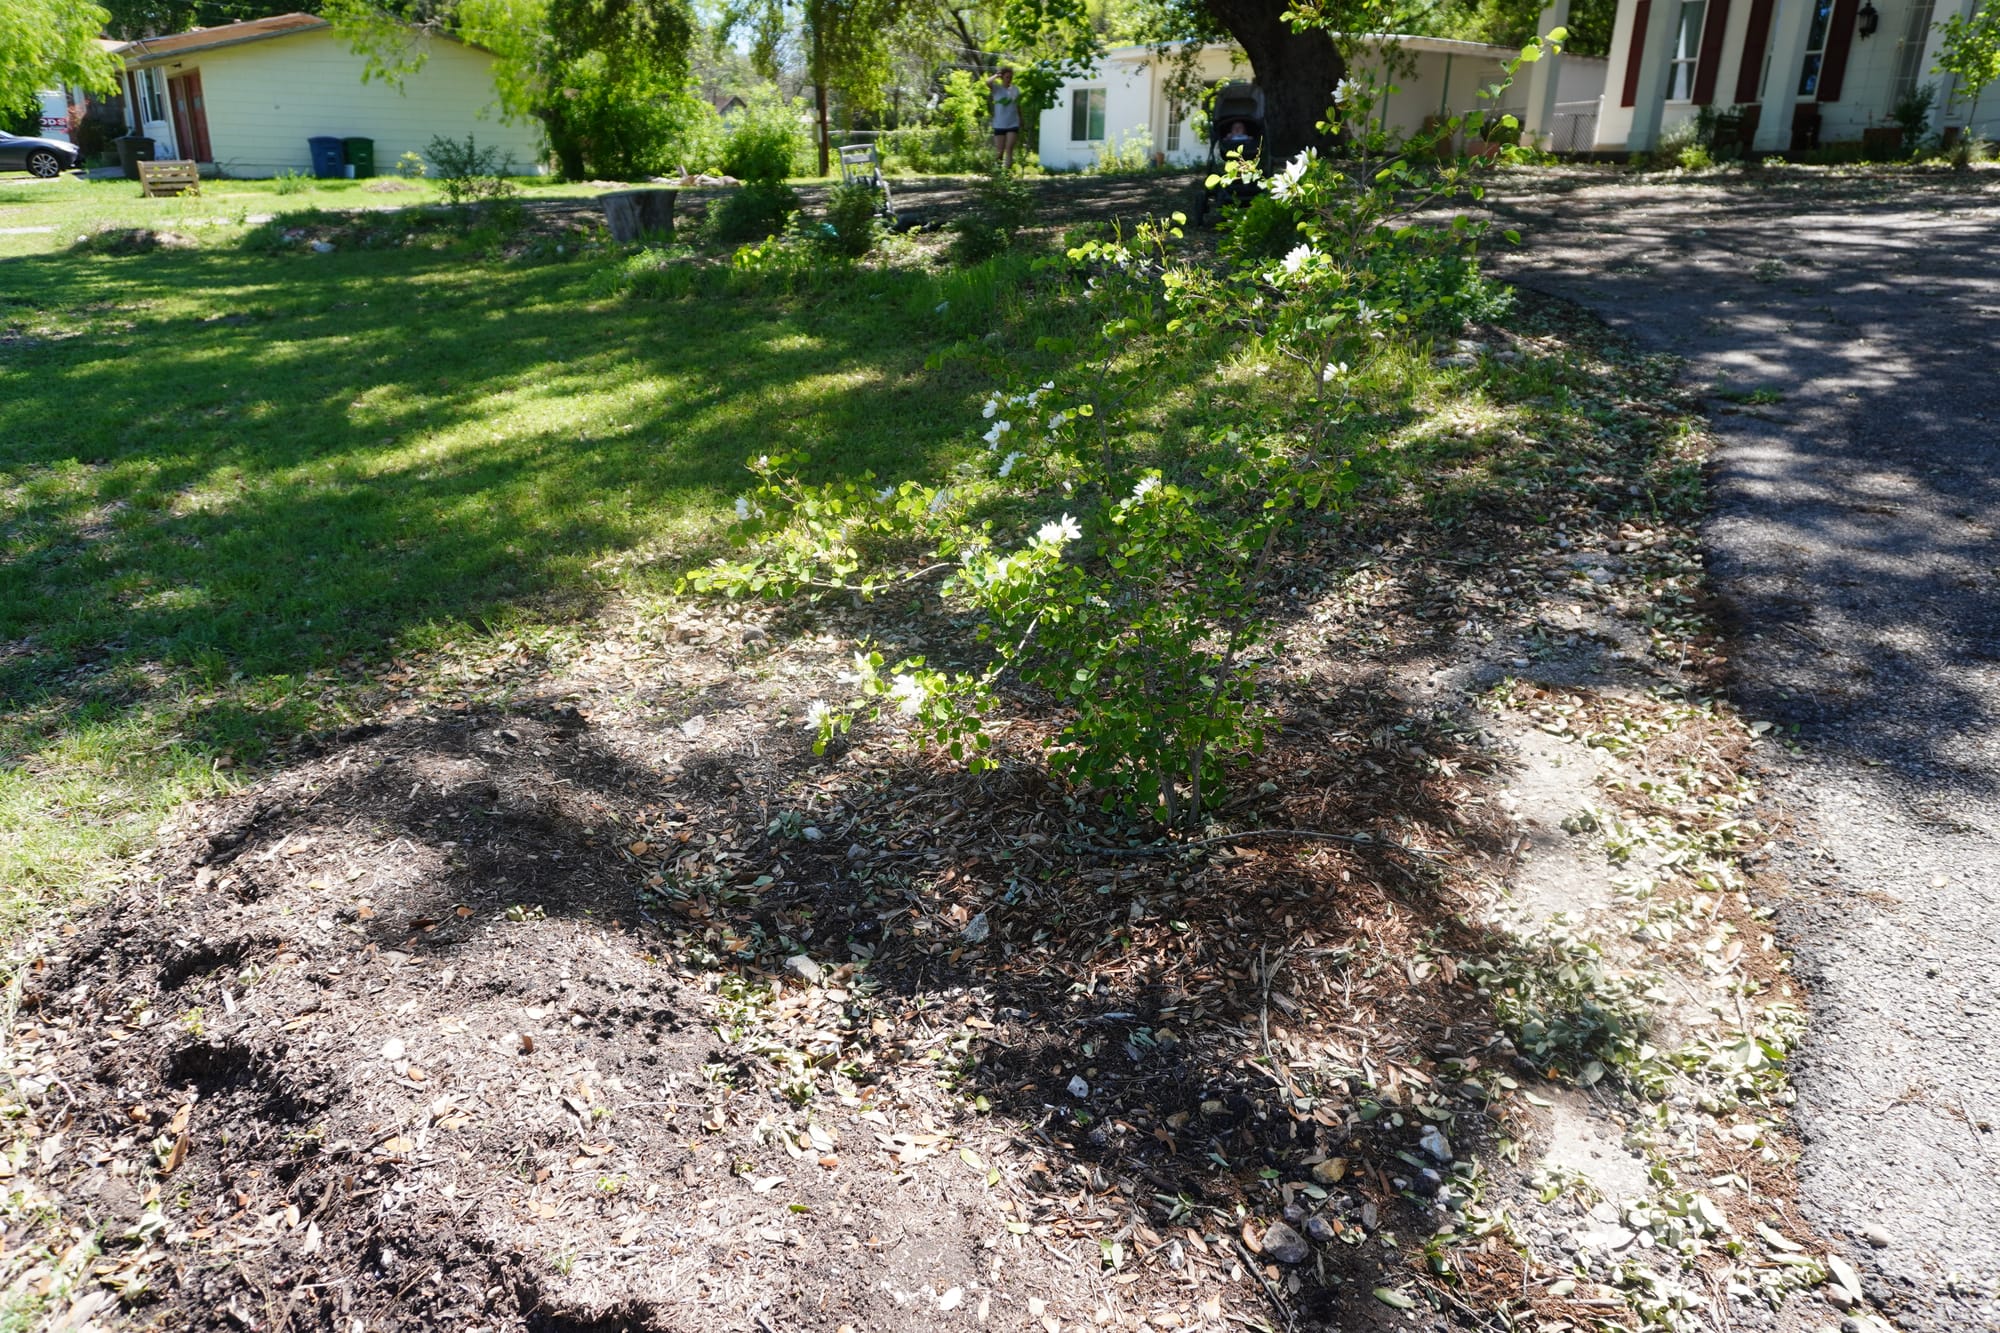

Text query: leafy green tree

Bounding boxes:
[1936,0,2000,127]
[723,0,906,174]
[97,0,307,39]
[328,0,700,178]
[1,0,119,106]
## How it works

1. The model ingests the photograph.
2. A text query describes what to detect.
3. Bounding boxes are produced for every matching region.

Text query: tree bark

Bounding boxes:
[1198,0,1343,166]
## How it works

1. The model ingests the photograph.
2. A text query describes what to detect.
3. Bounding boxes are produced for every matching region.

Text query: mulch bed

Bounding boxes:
[0,291,1797,1332]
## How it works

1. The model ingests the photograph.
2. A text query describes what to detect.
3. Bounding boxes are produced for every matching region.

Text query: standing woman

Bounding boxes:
[988,66,1022,169]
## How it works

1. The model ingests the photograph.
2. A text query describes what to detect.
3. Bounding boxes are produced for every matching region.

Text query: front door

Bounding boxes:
[167,70,212,163]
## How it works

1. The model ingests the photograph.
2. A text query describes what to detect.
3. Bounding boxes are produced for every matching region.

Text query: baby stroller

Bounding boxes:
[1190,82,1265,225]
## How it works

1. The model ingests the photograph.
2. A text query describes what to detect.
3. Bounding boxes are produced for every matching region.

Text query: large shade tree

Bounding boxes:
[328,0,698,177]
[2,0,119,106]
[721,0,905,174]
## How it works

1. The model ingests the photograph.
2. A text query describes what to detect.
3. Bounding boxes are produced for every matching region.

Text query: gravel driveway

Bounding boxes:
[1490,167,2000,1332]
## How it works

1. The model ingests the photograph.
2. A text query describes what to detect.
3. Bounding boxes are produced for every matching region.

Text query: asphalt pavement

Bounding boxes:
[1490,167,2000,1332]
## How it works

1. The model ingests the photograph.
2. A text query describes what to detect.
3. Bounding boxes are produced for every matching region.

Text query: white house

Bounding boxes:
[1038,38,1609,171]
[1594,0,1997,151]
[111,13,544,177]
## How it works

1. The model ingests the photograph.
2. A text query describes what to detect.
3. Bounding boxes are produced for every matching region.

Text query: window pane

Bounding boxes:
[1072,90,1088,140]
[1089,90,1105,140]
[1798,52,1822,96]
[1805,0,1833,50]
[1676,0,1706,58]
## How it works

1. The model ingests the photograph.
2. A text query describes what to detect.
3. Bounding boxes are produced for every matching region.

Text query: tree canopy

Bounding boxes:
[1,0,120,107]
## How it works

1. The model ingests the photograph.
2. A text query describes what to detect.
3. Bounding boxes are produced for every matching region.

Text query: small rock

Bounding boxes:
[1281,1202,1306,1226]
[1418,1125,1452,1163]
[1259,1221,1310,1265]
[961,912,989,943]
[1579,1225,1636,1251]
[1861,1224,1893,1249]
[1201,1099,1227,1117]
[1067,1075,1090,1099]
[380,1037,405,1061]
[1360,1202,1379,1231]
[1412,1169,1443,1197]
[784,954,824,986]
[1826,1287,1858,1311]
[1310,1157,1347,1185]
[1303,1215,1336,1243]
[1840,1321,1861,1333]
[1589,1201,1621,1224]
[801,826,824,842]
[310,240,335,253]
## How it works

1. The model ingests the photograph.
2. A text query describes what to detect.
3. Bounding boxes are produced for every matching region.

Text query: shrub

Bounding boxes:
[948,167,1034,265]
[1092,127,1154,174]
[273,169,311,195]
[1220,192,1301,263]
[818,180,881,258]
[424,134,518,209]
[707,179,801,243]
[722,92,811,182]
[1892,82,1936,151]
[394,151,427,179]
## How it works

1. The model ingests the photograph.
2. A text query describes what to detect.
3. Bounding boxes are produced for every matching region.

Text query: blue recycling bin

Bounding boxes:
[307,136,344,179]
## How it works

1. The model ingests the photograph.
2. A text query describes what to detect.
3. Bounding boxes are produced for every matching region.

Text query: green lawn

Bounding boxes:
[0,180,1049,924]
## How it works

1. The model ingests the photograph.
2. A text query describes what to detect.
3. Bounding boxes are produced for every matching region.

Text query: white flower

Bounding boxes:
[982,420,1012,447]
[734,496,752,521]
[982,396,999,419]
[755,454,770,470]
[1268,147,1316,202]
[1355,301,1381,326]
[889,673,923,716]
[1036,513,1083,546]
[804,700,832,731]
[997,451,1024,478]
[875,485,895,502]
[1332,78,1359,107]
[1040,380,1055,392]
[1322,360,1350,382]
[927,487,951,515]
[1132,474,1161,500]
[1048,411,1067,431]
[1281,243,1317,276]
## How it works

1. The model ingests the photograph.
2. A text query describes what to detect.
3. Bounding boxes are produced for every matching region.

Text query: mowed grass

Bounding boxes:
[0,187,1051,929]
[0,173,623,258]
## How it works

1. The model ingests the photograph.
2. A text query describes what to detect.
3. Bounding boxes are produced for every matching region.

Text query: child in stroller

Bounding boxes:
[1191,82,1265,224]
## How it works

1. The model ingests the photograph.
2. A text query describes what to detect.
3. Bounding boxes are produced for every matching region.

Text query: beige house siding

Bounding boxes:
[161,29,542,176]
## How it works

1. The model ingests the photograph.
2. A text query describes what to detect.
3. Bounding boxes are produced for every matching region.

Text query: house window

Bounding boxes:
[1070,88,1106,141]
[1797,0,1835,95]
[1891,0,1937,101]
[1668,1,1706,100]
[139,68,168,124]
[1165,100,1184,152]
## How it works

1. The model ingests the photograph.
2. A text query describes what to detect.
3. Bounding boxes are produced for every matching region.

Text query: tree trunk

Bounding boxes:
[815,80,831,175]
[600,189,677,242]
[1199,0,1343,166]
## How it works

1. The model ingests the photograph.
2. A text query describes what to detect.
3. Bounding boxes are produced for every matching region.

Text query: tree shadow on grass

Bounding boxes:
[0,239,1083,785]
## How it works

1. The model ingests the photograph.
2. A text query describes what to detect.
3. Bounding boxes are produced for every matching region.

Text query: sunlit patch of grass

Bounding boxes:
[0,198,1086,929]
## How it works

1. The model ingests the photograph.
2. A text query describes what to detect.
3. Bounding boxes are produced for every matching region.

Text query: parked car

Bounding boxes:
[0,134,85,178]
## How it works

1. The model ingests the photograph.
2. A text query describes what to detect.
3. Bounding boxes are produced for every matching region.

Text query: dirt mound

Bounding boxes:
[70,227,199,255]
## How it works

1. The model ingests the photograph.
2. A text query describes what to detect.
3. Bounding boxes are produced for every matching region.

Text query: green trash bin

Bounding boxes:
[341,137,375,179]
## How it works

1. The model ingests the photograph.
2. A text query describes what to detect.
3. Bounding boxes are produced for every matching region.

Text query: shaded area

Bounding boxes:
[1489,166,2000,1327]
[0,283,1732,1330]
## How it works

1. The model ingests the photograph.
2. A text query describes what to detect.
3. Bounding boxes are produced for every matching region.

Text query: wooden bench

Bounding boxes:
[138,160,201,198]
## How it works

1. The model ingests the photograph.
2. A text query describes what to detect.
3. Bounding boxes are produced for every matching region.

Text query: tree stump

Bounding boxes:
[601,189,677,243]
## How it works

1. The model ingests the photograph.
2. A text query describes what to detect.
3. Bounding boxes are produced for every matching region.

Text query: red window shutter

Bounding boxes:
[1622,0,1653,107]
[1692,0,1733,103]
[1735,0,1775,103]
[1817,0,1860,101]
